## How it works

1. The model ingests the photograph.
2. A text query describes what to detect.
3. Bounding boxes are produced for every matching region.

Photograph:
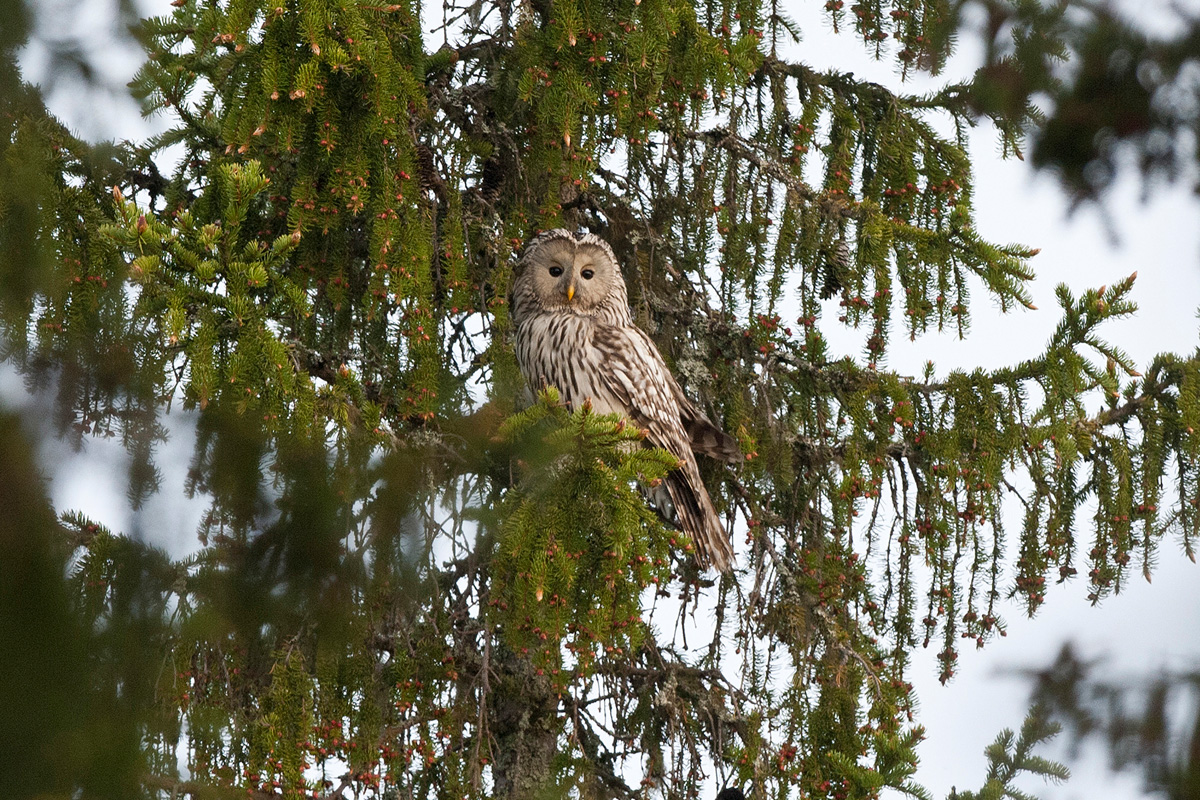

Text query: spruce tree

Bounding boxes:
[1,0,1198,798]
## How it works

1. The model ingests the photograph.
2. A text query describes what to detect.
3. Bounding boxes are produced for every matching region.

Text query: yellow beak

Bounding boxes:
[567,284,575,302]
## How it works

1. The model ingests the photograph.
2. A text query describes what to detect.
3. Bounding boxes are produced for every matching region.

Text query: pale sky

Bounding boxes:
[9,1,1200,798]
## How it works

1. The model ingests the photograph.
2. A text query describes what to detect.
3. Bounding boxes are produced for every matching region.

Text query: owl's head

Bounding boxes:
[515,229,628,320]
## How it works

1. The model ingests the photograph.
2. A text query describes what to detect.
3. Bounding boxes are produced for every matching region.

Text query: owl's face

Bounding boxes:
[518,230,624,315]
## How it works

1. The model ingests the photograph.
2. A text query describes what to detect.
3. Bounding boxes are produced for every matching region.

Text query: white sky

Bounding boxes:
[9,0,1200,798]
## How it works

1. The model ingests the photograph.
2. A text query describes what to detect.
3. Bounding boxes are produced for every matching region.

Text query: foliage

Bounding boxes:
[1019,644,1200,800]
[1,0,1199,798]
[949,707,1069,800]
[963,1,1200,201]
[493,388,680,681]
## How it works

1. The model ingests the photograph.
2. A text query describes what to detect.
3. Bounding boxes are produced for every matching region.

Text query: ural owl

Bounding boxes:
[511,229,739,573]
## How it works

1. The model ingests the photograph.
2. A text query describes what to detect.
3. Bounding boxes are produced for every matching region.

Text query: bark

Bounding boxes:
[489,647,562,799]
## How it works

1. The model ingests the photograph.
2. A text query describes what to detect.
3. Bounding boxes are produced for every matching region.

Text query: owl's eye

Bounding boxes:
[580,269,595,280]
[549,266,563,277]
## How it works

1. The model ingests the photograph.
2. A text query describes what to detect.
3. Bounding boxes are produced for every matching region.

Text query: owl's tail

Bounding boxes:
[665,456,734,573]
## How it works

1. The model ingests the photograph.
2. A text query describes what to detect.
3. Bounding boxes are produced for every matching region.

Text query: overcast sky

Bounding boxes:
[10,1,1200,798]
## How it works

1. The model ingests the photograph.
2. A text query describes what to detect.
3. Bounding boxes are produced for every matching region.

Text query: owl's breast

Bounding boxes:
[514,313,626,416]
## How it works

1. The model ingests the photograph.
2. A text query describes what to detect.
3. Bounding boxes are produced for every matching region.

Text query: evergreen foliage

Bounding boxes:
[493,389,680,681]
[949,706,1069,800]
[1,0,1198,798]
[1021,644,1200,800]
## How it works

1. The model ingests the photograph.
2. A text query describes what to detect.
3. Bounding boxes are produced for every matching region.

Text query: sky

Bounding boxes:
[9,1,1200,798]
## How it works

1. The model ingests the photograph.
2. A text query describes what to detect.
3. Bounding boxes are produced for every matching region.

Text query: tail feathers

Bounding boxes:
[665,459,734,573]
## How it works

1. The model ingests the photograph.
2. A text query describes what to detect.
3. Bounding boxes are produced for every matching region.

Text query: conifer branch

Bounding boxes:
[1093,374,1171,429]
[680,127,860,216]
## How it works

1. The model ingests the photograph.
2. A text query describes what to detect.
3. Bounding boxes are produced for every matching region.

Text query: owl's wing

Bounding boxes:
[589,324,690,458]
[590,322,736,572]
[594,325,739,462]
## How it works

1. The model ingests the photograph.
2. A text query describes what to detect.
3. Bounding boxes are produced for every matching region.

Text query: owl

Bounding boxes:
[511,229,739,573]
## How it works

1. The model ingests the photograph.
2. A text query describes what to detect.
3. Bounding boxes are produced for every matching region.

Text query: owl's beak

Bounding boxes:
[566,283,575,302]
